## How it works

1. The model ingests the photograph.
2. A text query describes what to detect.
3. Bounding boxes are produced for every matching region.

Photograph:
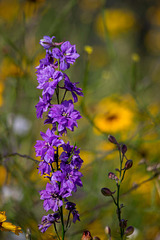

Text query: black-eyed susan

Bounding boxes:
[95,8,135,38]
[94,95,135,134]
[0,211,22,235]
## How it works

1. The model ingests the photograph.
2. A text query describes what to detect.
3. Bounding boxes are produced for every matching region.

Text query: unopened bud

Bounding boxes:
[119,219,127,229]
[125,160,133,170]
[81,230,93,240]
[108,135,117,144]
[121,144,127,155]
[101,188,115,196]
[108,172,119,181]
[105,226,111,236]
[124,226,134,236]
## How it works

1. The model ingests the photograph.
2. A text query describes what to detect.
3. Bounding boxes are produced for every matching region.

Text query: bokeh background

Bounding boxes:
[0,0,160,239]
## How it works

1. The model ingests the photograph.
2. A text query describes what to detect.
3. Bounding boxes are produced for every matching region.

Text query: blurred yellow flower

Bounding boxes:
[95,8,135,37]
[94,96,135,133]
[0,58,24,81]
[131,53,140,62]
[0,166,7,186]
[84,45,93,55]
[0,211,22,235]
[22,0,45,20]
[0,0,19,23]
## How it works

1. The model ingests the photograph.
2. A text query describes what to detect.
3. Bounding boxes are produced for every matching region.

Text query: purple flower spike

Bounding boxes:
[47,100,82,135]
[40,36,55,49]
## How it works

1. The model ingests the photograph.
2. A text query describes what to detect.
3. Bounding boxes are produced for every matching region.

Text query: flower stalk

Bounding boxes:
[34,36,83,239]
[101,135,134,240]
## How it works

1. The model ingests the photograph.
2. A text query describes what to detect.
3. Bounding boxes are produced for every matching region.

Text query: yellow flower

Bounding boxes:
[95,8,135,37]
[94,96,135,134]
[84,45,93,55]
[0,0,19,23]
[131,53,140,62]
[0,211,22,235]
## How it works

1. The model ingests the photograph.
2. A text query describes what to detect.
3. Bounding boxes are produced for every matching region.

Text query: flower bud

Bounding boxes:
[101,188,115,196]
[125,160,133,170]
[108,172,119,181]
[119,219,127,229]
[108,135,117,144]
[81,230,93,240]
[124,226,134,236]
[121,144,127,155]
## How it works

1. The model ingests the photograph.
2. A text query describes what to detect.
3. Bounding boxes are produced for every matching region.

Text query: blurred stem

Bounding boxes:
[131,61,138,92]
[101,9,116,60]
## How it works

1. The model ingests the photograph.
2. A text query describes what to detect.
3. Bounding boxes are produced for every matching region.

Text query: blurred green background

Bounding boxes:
[0,0,160,239]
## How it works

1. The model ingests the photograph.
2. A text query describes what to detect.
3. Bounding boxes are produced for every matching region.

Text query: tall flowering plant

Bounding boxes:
[34,36,83,239]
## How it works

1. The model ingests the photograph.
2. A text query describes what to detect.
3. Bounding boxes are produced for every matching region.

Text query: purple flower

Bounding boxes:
[64,74,83,102]
[60,41,80,71]
[38,212,60,233]
[38,161,51,176]
[34,128,63,163]
[52,41,80,71]
[40,182,63,212]
[65,202,80,223]
[37,66,63,96]
[46,100,82,135]
[40,36,55,49]
[35,94,52,119]
[40,180,72,212]
[36,50,55,74]
[60,142,83,169]
[59,164,83,192]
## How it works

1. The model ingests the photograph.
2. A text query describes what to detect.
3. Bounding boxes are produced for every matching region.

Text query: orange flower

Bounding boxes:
[0,211,22,235]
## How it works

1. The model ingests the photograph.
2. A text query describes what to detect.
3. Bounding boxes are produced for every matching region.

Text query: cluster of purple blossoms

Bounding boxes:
[34,36,83,234]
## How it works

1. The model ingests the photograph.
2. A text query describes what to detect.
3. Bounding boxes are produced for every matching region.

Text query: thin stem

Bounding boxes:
[66,211,71,230]
[121,170,126,183]
[61,89,67,103]
[60,206,65,240]
[53,222,61,240]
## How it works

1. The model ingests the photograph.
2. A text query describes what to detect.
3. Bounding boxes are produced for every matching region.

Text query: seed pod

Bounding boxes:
[121,144,127,155]
[101,188,116,196]
[125,160,133,170]
[124,226,134,236]
[108,135,117,144]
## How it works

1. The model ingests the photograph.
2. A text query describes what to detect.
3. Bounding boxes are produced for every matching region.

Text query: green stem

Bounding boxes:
[61,89,67,103]
[60,205,65,240]
[53,222,61,240]
[117,150,124,239]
